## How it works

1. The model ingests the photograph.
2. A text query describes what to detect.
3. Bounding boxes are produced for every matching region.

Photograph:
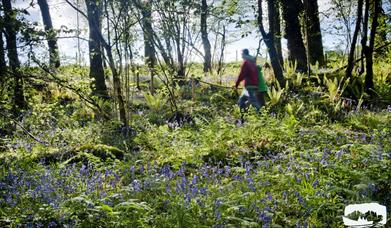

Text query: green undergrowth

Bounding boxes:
[0,64,390,227]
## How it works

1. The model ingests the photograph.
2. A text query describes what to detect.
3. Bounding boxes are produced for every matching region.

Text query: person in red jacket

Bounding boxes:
[235,49,260,113]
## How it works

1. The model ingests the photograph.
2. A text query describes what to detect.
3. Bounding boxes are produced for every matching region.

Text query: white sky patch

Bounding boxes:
[11,0,350,64]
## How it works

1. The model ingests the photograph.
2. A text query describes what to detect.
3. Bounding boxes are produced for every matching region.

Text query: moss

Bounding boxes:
[31,144,124,165]
[78,144,124,160]
[62,152,102,166]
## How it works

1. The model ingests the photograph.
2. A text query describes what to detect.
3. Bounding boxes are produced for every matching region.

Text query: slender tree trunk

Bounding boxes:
[217,25,226,77]
[304,0,325,66]
[176,35,185,77]
[201,0,212,73]
[85,0,108,99]
[66,0,126,125]
[2,0,26,115]
[365,0,380,95]
[360,0,369,75]
[141,0,156,92]
[37,0,60,68]
[0,31,6,69]
[346,0,363,78]
[258,0,285,87]
[281,0,308,72]
[267,0,283,64]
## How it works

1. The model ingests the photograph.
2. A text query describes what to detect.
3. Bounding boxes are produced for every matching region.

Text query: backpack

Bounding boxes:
[257,65,268,92]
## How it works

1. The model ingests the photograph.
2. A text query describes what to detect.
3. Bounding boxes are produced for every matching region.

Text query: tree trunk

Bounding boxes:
[365,0,380,96]
[37,0,60,68]
[304,0,325,66]
[267,0,283,64]
[141,0,156,92]
[258,0,285,87]
[201,0,212,73]
[2,0,26,115]
[85,0,108,99]
[360,0,369,75]
[281,0,308,72]
[346,0,363,79]
[217,25,226,77]
[176,35,185,77]
[0,31,6,69]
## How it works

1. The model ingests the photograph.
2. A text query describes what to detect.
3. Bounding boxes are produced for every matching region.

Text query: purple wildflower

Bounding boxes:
[192,175,198,185]
[224,166,231,176]
[132,179,142,192]
[312,180,319,188]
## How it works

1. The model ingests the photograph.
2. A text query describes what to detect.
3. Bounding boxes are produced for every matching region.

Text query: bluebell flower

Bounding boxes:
[176,180,182,193]
[215,210,222,220]
[312,180,319,188]
[184,193,191,206]
[48,221,57,228]
[215,199,222,208]
[247,178,256,192]
[191,186,198,196]
[267,193,273,201]
[304,173,310,181]
[192,175,198,185]
[139,164,144,174]
[132,179,142,192]
[362,134,367,142]
[181,176,187,192]
[144,180,150,189]
[177,166,185,177]
[245,161,252,176]
[233,175,242,182]
[131,165,135,179]
[200,187,207,196]
[166,184,171,194]
[295,191,305,205]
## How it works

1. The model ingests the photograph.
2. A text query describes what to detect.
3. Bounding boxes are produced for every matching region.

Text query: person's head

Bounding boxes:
[241,49,250,58]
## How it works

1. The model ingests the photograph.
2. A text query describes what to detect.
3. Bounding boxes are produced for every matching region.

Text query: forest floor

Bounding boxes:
[0,64,390,227]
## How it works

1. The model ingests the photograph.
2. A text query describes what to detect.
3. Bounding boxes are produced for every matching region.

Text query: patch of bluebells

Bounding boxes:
[2,135,388,227]
[0,164,121,212]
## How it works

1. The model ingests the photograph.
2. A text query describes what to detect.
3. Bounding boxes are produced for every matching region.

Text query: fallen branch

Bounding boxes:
[0,111,49,146]
[31,56,109,119]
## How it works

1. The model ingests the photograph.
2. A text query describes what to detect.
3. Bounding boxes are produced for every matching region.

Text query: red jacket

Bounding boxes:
[235,60,259,88]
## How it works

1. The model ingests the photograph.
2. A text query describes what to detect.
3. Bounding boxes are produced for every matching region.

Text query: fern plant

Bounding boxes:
[143,90,166,112]
[323,75,350,103]
[267,85,285,107]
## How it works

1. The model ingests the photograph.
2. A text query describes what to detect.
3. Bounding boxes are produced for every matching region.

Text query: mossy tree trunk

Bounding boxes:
[2,0,26,116]
[281,0,308,72]
[37,0,60,68]
[201,0,212,73]
[85,0,109,99]
[304,0,325,66]
[258,0,285,87]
